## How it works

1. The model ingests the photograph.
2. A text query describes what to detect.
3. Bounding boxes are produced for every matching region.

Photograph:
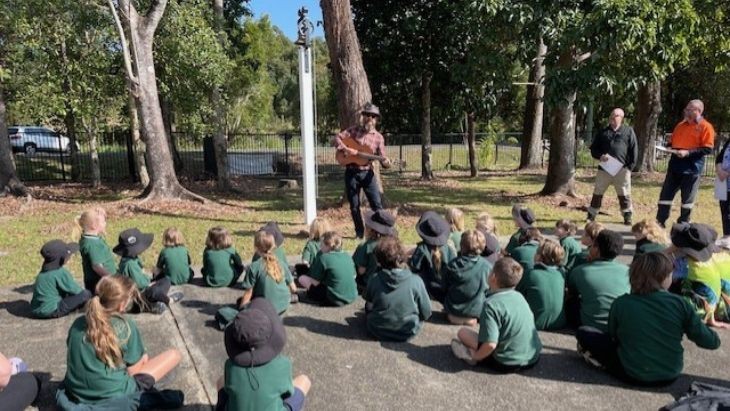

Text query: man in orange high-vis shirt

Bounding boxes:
[656,100,715,226]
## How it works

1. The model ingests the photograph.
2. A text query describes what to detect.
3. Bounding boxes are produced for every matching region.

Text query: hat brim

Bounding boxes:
[416,225,450,247]
[364,211,395,236]
[262,223,284,247]
[113,232,154,257]
[224,300,286,367]
[681,246,714,263]
[361,110,380,118]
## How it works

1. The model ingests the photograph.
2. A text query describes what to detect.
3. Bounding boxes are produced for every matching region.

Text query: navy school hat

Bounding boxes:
[113,228,154,258]
[416,211,450,247]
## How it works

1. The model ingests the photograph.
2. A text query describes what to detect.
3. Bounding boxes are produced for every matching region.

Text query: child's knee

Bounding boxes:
[293,374,311,394]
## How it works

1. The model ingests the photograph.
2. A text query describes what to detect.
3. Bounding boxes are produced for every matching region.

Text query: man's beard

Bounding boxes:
[362,121,375,131]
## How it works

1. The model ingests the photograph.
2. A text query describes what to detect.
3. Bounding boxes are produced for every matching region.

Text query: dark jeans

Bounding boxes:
[565,293,582,329]
[656,170,701,225]
[143,277,172,305]
[0,372,40,411]
[50,290,93,318]
[576,326,676,387]
[720,199,730,236]
[345,167,383,237]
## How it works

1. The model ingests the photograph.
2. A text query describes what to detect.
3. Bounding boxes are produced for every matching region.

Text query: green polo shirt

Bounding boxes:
[308,250,357,306]
[118,256,151,290]
[449,231,463,251]
[634,239,666,259]
[609,290,720,383]
[570,249,590,274]
[241,258,292,314]
[560,236,582,272]
[79,234,117,291]
[64,315,144,404]
[478,289,542,366]
[505,228,526,255]
[511,241,540,288]
[156,246,192,285]
[520,263,566,330]
[567,259,630,332]
[301,240,320,266]
[353,239,379,287]
[202,247,244,288]
[365,268,432,342]
[31,267,84,318]
[443,255,491,318]
[224,355,293,411]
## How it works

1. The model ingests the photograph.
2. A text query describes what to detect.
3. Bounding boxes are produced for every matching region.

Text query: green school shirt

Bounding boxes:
[301,240,320,266]
[512,241,539,289]
[569,249,590,276]
[560,236,582,272]
[409,242,456,287]
[252,248,293,284]
[443,255,491,318]
[609,290,720,382]
[505,228,526,255]
[521,263,566,330]
[224,355,294,411]
[478,289,542,366]
[202,247,244,288]
[634,239,667,260]
[241,258,292,314]
[364,268,432,342]
[79,234,117,290]
[567,259,630,332]
[353,239,379,287]
[449,231,463,251]
[64,315,144,404]
[308,250,357,306]
[31,267,84,318]
[118,256,151,290]
[156,245,192,285]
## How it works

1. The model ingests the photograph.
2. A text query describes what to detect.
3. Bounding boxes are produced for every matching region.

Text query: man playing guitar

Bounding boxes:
[333,102,391,239]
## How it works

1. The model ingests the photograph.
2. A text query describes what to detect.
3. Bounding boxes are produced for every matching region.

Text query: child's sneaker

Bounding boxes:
[8,357,27,374]
[290,293,299,304]
[450,339,476,366]
[576,342,602,369]
[167,291,184,305]
[150,302,168,315]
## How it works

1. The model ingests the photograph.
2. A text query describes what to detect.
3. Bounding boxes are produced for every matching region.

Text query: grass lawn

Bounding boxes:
[0,170,722,286]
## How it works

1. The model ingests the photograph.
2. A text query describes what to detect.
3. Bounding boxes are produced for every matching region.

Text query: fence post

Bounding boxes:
[284,132,291,176]
[448,142,453,170]
[399,141,403,174]
[494,141,499,165]
[58,132,67,181]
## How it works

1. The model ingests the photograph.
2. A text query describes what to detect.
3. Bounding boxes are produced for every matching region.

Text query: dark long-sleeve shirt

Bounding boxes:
[590,125,638,170]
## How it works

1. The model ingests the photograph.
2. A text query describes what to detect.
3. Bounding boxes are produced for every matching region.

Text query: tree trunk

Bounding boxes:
[0,82,29,197]
[520,36,547,170]
[420,71,433,180]
[467,112,477,177]
[60,40,81,181]
[211,0,231,191]
[115,0,204,202]
[320,0,372,129]
[160,95,182,173]
[542,91,578,196]
[128,87,149,187]
[634,81,662,173]
[82,118,101,188]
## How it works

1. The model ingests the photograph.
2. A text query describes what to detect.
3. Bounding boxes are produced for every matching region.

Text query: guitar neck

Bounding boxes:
[357,152,386,162]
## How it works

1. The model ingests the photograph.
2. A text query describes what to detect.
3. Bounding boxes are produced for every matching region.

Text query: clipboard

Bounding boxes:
[599,154,623,177]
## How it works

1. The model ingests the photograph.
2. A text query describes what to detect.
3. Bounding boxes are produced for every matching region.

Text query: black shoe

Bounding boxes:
[167,291,184,304]
[623,212,633,226]
[586,212,596,222]
[150,302,167,315]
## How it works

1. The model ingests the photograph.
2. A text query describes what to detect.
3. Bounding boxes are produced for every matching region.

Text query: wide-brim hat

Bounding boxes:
[670,223,717,262]
[40,240,79,271]
[113,228,154,258]
[361,102,381,118]
[224,298,286,367]
[511,205,535,228]
[364,210,396,236]
[261,221,284,247]
[416,211,450,247]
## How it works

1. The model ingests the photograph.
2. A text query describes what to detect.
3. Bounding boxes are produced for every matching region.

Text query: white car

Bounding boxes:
[8,126,78,155]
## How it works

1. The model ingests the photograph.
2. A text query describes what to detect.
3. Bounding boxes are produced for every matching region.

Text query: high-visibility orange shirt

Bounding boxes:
[670,118,715,150]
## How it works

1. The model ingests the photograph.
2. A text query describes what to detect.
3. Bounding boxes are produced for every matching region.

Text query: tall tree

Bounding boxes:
[211,0,231,190]
[520,36,547,170]
[0,82,28,197]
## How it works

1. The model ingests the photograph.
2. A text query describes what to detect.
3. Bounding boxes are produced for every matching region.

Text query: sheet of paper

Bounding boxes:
[599,154,623,177]
[655,145,680,155]
[715,177,727,201]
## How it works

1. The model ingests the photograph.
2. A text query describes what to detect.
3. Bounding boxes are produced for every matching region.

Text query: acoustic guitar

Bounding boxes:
[335,136,400,168]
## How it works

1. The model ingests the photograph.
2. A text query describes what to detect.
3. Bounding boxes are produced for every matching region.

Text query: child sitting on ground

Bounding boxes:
[296,217,331,276]
[510,227,544,275]
[77,207,117,293]
[519,239,567,330]
[31,240,92,319]
[353,210,396,292]
[297,231,358,307]
[56,276,183,410]
[571,221,605,271]
[505,205,536,255]
[216,298,311,411]
[114,228,183,314]
[239,230,296,315]
[410,211,456,302]
[202,227,245,288]
[566,230,630,331]
[443,230,491,326]
[365,236,432,342]
[451,257,542,373]
[555,219,581,273]
[631,219,668,260]
[253,221,289,269]
[155,227,194,285]
[445,207,465,250]
[0,352,40,410]
[576,252,720,386]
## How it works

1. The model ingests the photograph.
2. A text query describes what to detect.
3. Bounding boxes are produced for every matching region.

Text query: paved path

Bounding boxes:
[2,224,729,410]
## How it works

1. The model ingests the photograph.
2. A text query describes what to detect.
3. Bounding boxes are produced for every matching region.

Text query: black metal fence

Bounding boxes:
[11,130,728,182]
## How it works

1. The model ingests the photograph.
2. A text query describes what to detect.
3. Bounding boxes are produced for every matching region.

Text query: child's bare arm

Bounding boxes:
[0,351,11,388]
[357,266,366,276]
[239,289,254,308]
[471,341,497,362]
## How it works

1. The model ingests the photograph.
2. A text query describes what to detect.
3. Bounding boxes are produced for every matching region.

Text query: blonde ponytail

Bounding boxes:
[255,231,283,283]
[86,276,137,368]
[262,253,283,283]
[432,246,442,272]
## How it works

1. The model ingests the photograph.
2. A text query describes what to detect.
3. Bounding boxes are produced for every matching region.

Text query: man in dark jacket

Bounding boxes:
[587,108,638,225]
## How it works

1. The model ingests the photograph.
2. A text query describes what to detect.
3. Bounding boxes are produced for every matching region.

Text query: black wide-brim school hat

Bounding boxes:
[670,222,717,263]
[40,239,80,271]
[511,204,536,227]
[364,210,396,236]
[224,298,286,367]
[261,221,284,247]
[415,211,450,247]
[113,228,154,258]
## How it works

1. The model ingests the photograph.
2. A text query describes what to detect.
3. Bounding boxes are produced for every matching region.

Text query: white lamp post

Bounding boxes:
[295,7,317,225]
